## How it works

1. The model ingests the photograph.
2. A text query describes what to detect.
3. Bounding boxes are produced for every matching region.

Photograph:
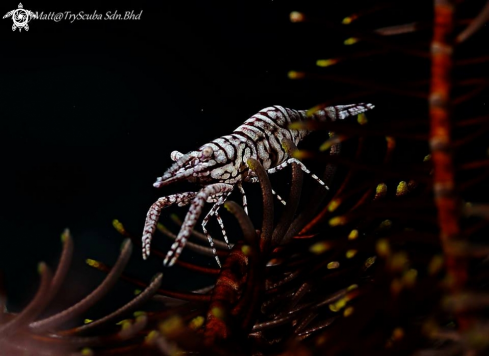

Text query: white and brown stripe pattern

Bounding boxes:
[142,103,374,267]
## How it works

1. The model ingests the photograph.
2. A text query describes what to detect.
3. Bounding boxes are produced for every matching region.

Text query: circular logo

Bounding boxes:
[12,8,29,27]
[3,3,38,32]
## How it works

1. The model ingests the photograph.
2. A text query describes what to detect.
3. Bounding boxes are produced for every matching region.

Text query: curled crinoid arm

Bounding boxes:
[0,263,53,340]
[69,273,163,334]
[272,139,304,245]
[164,183,235,267]
[30,239,132,332]
[142,192,197,260]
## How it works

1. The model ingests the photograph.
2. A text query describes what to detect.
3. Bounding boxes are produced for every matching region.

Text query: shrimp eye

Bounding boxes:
[202,146,214,158]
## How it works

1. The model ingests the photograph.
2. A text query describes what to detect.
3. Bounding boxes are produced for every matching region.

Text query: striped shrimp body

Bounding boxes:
[142,103,374,267]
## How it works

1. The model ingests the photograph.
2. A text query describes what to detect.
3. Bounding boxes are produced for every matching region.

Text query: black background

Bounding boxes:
[1,0,482,322]
[0,0,367,315]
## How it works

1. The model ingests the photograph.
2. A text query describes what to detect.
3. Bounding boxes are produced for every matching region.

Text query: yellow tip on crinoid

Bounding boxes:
[112,219,126,235]
[392,327,405,341]
[327,199,341,212]
[309,241,331,255]
[170,214,182,224]
[85,258,100,268]
[289,11,305,23]
[288,121,308,130]
[343,306,354,317]
[378,219,392,231]
[241,245,252,256]
[292,150,313,160]
[319,141,332,152]
[316,59,339,68]
[38,262,48,275]
[344,37,359,45]
[390,252,408,271]
[348,229,359,240]
[386,136,396,149]
[403,269,418,288]
[145,330,159,344]
[342,14,357,24]
[157,223,170,234]
[327,261,340,269]
[376,239,391,258]
[376,183,387,194]
[396,181,408,197]
[159,315,184,336]
[246,158,258,171]
[288,71,306,79]
[329,216,347,226]
[306,105,323,117]
[210,306,225,320]
[375,183,387,200]
[223,202,232,212]
[364,256,376,269]
[61,228,71,243]
[428,255,444,275]
[189,316,205,330]
[357,113,368,125]
[81,348,94,356]
[329,297,348,312]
